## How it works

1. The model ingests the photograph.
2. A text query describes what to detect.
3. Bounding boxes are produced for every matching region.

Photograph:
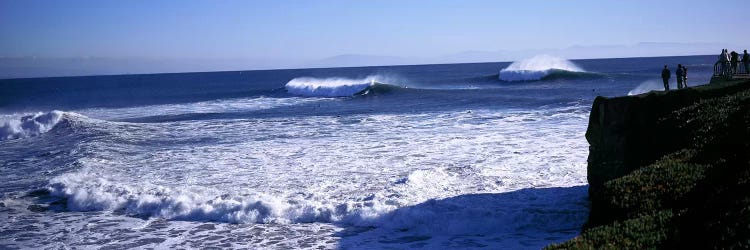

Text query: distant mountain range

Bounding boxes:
[302,42,745,68]
[1,42,747,79]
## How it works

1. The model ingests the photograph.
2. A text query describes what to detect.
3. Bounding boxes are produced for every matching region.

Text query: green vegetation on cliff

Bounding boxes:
[548,81,750,249]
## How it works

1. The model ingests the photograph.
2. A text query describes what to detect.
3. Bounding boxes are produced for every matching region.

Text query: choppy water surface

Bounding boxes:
[0,55,715,249]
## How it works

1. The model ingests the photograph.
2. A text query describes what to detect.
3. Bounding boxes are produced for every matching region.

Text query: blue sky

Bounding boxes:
[1,0,748,76]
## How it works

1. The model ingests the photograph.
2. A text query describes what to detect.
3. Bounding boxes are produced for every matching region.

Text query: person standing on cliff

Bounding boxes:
[676,64,684,89]
[719,49,729,76]
[743,50,749,74]
[682,65,688,88]
[661,65,671,91]
[731,50,740,74]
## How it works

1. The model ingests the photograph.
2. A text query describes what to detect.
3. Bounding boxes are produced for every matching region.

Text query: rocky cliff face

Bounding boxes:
[548,80,750,249]
[585,81,750,226]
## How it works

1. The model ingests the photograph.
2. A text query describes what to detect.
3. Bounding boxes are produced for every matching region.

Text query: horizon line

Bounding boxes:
[0,53,715,81]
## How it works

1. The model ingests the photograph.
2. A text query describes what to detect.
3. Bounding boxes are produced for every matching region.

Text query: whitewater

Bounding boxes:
[498,55,585,82]
[0,55,717,249]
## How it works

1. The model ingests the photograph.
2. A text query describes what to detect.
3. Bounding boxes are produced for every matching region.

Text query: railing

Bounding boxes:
[713,60,750,80]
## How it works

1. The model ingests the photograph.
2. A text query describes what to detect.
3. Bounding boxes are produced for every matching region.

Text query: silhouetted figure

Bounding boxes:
[731,50,740,74]
[743,50,749,74]
[661,65,671,91]
[682,65,688,88]
[719,49,729,76]
[676,64,684,89]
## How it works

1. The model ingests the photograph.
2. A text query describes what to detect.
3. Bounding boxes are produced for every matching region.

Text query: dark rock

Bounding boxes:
[548,80,750,249]
[585,80,750,227]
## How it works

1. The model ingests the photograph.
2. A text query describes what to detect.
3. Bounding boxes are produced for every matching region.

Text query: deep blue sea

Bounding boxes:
[0,55,715,249]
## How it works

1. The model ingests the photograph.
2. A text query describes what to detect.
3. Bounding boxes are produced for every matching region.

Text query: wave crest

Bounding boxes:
[1,111,65,141]
[628,79,668,96]
[499,55,585,82]
[45,171,393,224]
[285,76,403,97]
[42,169,588,241]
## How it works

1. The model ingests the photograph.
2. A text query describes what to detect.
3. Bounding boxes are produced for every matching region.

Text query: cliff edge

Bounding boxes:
[549,80,750,249]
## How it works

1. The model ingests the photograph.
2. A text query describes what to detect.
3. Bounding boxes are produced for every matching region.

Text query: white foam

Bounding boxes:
[499,55,584,81]
[77,96,324,121]
[0,111,64,141]
[49,172,306,223]
[285,76,379,97]
[47,166,399,225]
[627,79,671,95]
[4,105,591,248]
[40,107,589,224]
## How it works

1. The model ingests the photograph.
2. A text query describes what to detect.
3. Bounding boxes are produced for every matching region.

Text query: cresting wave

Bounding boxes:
[499,55,586,82]
[42,168,468,226]
[46,172,373,225]
[42,167,588,235]
[77,96,328,121]
[628,79,670,96]
[32,106,590,227]
[284,76,404,97]
[0,111,65,141]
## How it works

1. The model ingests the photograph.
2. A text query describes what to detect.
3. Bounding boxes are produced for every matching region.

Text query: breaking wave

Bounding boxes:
[628,79,670,96]
[1,111,65,141]
[41,168,588,234]
[285,76,404,97]
[42,169,413,225]
[499,55,586,82]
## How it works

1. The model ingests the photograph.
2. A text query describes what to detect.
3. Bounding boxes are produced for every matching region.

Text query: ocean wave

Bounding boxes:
[499,55,586,82]
[285,76,404,97]
[43,167,476,225]
[77,96,326,121]
[628,79,671,96]
[44,170,386,224]
[1,111,65,141]
[41,168,587,235]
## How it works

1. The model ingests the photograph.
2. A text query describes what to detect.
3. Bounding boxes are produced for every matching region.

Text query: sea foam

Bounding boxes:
[77,96,324,121]
[6,104,591,249]
[285,76,395,97]
[628,79,672,95]
[47,169,398,224]
[38,107,590,227]
[499,55,584,81]
[0,111,64,141]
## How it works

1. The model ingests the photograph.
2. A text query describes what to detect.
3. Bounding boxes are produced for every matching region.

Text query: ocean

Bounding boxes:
[0,55,715,249]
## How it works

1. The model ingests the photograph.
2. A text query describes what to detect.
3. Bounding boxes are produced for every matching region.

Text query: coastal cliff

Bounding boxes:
[549,80,750,249]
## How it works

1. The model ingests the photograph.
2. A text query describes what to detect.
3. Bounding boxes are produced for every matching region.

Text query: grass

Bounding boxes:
[547,81,750,249]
